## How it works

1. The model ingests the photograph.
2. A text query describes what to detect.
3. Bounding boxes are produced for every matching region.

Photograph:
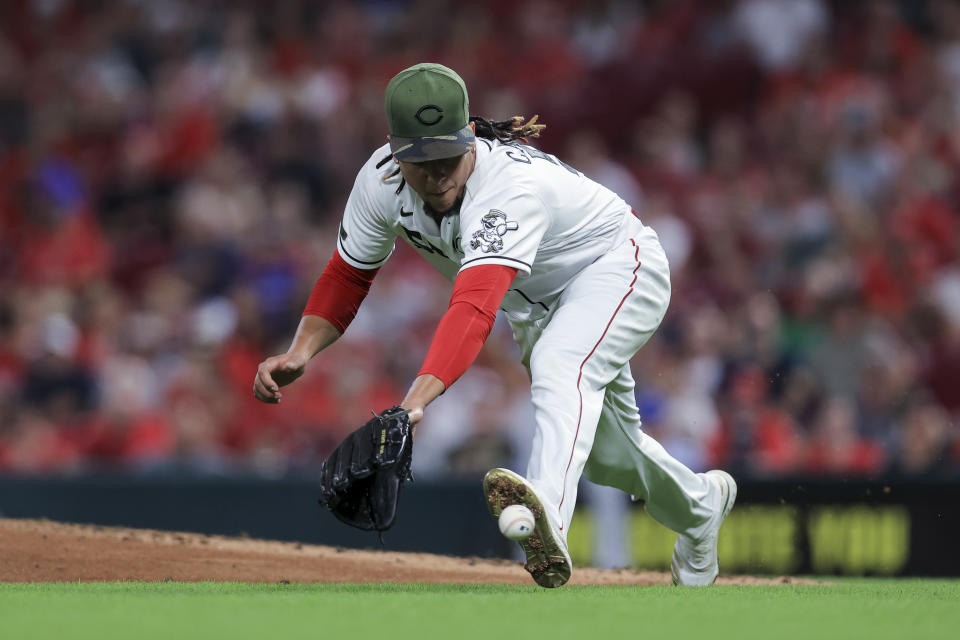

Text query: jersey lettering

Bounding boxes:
[402,227,448,258]
[505,149,532,164]
[505,143,579,176]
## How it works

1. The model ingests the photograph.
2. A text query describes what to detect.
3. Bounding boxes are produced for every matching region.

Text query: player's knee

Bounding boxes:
[583,459,625,488]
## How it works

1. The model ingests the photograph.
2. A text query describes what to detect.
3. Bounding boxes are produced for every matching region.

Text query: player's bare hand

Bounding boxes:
[254,352,308,403]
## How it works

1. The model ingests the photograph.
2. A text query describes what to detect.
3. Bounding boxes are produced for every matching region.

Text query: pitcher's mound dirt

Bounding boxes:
[0,518,812,586]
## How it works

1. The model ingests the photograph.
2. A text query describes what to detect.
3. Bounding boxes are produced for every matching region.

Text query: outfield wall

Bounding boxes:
[1,475,957,577]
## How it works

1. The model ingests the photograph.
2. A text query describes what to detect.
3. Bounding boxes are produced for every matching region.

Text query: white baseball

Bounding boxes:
[498,504,535,541]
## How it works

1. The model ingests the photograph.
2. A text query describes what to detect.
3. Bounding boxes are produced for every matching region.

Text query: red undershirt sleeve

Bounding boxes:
[302,249,379,333]
[418,264,517,389]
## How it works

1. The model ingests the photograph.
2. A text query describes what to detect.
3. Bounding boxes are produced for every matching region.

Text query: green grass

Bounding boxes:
[1,580,957,640]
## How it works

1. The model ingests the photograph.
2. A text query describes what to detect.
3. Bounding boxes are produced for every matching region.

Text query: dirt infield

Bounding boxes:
[0,518,809,586]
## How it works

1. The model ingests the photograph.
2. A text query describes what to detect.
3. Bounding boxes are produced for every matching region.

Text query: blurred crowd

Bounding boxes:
[1,0,959,479]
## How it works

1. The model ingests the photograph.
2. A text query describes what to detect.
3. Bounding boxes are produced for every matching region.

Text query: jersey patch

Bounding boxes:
[470,209,519,253]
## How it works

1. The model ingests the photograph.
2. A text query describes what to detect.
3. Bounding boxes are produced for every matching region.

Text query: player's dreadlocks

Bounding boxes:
[470,115,546,144]
[377,115,546,194]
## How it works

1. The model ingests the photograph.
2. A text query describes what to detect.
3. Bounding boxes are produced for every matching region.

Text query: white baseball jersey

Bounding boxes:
[336,136,722,571]
[337,139,657,320]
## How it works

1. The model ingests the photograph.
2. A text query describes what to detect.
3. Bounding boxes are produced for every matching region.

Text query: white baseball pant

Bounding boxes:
[509,215,719,544]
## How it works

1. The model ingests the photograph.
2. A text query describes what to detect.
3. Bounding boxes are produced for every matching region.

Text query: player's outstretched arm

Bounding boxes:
[255,249,380,404]
[253,315,341,404]
[400,374,446,424]
[398,264,517,423]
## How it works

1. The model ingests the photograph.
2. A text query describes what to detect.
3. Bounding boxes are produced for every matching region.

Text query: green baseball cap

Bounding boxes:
[386,63,475,163]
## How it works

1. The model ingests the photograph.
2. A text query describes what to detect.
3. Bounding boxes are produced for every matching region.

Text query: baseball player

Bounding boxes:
[253,63,736,587]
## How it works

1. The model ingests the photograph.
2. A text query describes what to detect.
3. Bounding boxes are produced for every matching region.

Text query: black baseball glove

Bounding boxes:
[317,406,414,533]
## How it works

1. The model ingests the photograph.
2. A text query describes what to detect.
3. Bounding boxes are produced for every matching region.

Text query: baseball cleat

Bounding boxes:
[671,469,737,586]
[482,468,572,588]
